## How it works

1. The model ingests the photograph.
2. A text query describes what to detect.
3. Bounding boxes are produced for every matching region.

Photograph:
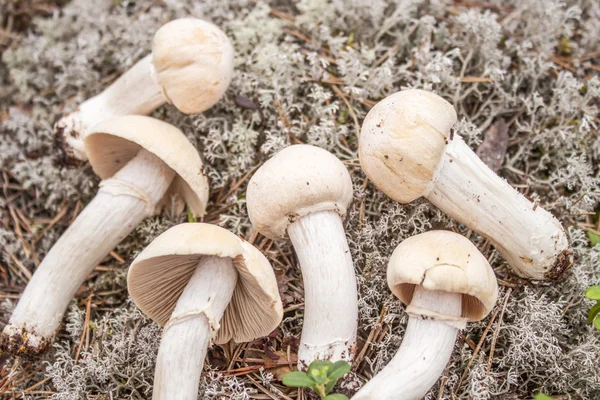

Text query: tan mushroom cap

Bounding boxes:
[359,89,457,203]
[85,115,209,217]
[127,223,283,344]
[247,144,353,239]
[388,230,498,322]
[152,18,234,114]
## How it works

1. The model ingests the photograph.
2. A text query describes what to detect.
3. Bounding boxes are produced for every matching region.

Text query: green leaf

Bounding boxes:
[585,286,600,300]
[323,395,349,400]
[308,360,333,384]
[533,394,552,400]
[282,371,315,388]
[594,315,600,331]
[587,230,600,247]
[327,361,351,381]
[187,207,197,223]
[588,302,600,323]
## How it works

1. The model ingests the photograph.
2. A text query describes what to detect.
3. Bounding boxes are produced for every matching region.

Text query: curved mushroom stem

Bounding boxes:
[287,210,358,369]
[352,287,462,400]
[1,149,175,357]
[55,55,166,162]
[153,256,237,400]
[426,136,570,279]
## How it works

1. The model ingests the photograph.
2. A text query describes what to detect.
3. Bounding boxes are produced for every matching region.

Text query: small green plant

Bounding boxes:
[282,360,351,400]
[586,285,600,330]
[534,394,552,400]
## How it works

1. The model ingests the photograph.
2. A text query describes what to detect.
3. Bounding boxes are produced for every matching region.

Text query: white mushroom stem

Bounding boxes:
[287,210,358,369]
[425,135,570,279]
[1,149,174,356]
[352,287,462,400]
[56,55,166,161]
[153,256,238,400]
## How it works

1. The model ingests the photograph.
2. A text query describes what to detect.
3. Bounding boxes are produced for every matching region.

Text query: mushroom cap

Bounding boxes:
[387,230,498,321]
[85,115,209,217]
[127,223,283,344]
[152,18,234,114]
[359,89,457,203]
[246,144,353,239]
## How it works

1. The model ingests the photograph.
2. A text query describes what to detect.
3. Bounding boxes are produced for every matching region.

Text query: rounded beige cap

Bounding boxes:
[359,89,457,203]
[85,115,209,217]
[152,18,234,114]
[388,230,498,322]
[127,223,283,344]
[247,144,353,239]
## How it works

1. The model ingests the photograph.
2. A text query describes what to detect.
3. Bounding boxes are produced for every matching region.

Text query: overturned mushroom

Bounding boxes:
[1,116,209,357]
[360,89,571,279]
[55,18,234,163]
[247,144,358,369]
[353,230,498,400]
[128,223,283,400]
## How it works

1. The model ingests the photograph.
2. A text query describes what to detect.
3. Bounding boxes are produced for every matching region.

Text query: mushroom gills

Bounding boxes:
[352,286,461,400]
[152,256,238,400]
[287,210,358,369]
[0,149,175,357]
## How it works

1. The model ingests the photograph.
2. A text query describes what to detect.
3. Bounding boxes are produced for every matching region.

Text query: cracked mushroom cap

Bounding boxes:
[359,89,457,203]
[152,18,234,114]
[246,144,353,239]
[85,115,209,217]
[127,223,283,344]
[388,230,498,322]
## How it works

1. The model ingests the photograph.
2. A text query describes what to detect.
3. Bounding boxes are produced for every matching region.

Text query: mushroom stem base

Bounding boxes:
[287,210,358,370]
[153,256,237,400]
[352,287,461,400]
[1,149,174,358]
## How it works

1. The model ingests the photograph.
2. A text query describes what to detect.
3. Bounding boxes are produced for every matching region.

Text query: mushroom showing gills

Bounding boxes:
[352,230,498,400]
[128,223,283,400]
[246,144,358,369]
[360,89,571,279]
[55,18,233,163]
[1,116,209,357]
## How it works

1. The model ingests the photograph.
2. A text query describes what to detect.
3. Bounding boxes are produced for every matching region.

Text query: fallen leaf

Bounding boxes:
[476,118,509,172]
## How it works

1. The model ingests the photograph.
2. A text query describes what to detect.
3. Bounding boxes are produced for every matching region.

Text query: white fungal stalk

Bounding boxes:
[352,287,462,400]
[1,149,175,356]
[153,256,237,400]
[287,211,358,369]
[426,136,570,278]
[56,55,165,161]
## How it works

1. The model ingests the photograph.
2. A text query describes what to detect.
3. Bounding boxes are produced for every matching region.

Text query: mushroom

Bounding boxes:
[1,115,209,357]
[55,18,234,164]
[352,230,498,400]
[359,89,571,279]
[246,144,358,369]
[127,223,283,400]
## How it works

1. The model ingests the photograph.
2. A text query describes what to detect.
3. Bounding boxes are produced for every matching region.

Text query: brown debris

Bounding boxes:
[476,119,509,173]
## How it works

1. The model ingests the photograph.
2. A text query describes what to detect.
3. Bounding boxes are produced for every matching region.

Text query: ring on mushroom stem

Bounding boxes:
[127,223,283,400]
[0,116,209,358]
[359,89,572,280]
[54,18,234,164]
[246,144,358,370]
[352,230,498,400]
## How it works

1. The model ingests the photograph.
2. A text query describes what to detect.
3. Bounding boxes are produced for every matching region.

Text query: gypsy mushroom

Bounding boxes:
[360,89,571,279]
[1,115,209,357]
[352,230,498,400]
[246,144,358,369]
[128,223,283,400]
[55,18,234,163]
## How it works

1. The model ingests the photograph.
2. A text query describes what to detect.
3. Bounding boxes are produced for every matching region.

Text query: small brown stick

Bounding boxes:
[331,85,361,138]
[32,201,68,246]
[74,295,93,363]
[486,288,512,374]
[353,305,387,369]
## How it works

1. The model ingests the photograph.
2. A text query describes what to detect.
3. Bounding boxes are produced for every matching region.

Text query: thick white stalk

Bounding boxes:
[1,149,174,356]
[287,210,358,369]
[153,256,237,400]
[56,55,166,161]
[352,287,461,400]
[426,136,570,279]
